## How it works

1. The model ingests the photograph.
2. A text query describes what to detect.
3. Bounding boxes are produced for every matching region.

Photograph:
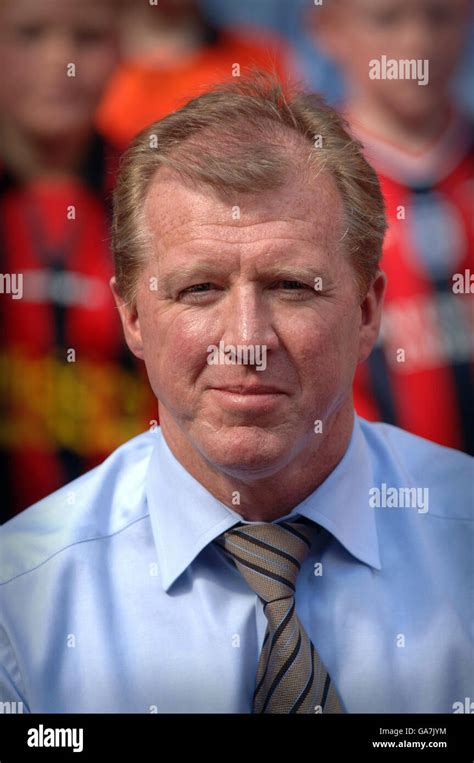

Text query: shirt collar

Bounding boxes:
[146,415,381,592]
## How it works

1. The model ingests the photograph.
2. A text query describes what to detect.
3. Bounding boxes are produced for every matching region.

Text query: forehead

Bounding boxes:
[0,0,115,25]
[337,0,469,15]
[143,167,346,260]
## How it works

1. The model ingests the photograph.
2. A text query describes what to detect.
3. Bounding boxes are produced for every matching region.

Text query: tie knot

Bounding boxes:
[215,518,316,604]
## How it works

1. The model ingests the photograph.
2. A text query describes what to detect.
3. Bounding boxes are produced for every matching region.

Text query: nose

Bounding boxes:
[399,17,436,60]
[40,33,78,74]
[220,283,279,356]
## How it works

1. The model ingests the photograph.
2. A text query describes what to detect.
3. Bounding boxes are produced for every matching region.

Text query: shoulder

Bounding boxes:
[0,430,157,585]
[358,418,473,520]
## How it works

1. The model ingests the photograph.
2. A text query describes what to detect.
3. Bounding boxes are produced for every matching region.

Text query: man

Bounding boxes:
[0,0,156,518]
[0,72,472,714]
[307,0,474,453]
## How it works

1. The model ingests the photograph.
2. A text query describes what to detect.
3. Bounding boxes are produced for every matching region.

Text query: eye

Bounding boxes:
[74,27,109,46]
[14,23,44,43]
[278,280,307,289]
[426,5,456,26]
[369,9,401,27]
[178,283,220,301]
[271,280,313,291]
[181,283,214,294]
[268,280,316,300]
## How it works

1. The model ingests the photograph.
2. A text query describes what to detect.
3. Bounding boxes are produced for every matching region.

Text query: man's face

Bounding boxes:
[114,167,384,479]
[313,0,471,122]
[0,0,119,137]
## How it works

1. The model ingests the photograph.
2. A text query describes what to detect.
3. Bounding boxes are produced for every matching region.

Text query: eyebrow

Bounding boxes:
[159,263,331,290]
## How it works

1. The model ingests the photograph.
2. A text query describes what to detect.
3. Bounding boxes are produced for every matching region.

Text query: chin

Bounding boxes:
[390,93,441,124]
[196,425,294,476]
[30,112,91,139]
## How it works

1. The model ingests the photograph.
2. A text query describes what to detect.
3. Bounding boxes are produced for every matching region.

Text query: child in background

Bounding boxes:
[0,0,156,519]
[309,0,473,453]
[96,0,297,148]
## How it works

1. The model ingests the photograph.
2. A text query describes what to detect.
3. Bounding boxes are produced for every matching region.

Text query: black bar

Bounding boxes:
[0,712,471,760]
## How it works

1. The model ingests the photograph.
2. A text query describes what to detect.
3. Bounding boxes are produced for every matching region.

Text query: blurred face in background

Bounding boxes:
[313,0,471,123]
[120,0,199,30]
[0,0,119,138]
[148,0,198,17]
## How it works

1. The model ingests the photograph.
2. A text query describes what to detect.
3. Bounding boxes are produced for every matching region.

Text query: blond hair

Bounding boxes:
[111,69,386,304]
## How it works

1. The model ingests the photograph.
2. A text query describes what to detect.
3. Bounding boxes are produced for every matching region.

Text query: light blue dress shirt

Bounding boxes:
[1,416,473,713]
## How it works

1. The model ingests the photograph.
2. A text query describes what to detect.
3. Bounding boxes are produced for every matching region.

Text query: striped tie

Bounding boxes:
[215,518,344,714]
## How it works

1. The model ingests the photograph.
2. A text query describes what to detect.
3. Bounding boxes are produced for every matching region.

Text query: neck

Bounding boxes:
[345,90,452,152]
[159,401,355,522]
[0,122,93,182]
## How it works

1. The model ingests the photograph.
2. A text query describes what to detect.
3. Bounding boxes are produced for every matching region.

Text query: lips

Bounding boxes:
[211,385,285,395]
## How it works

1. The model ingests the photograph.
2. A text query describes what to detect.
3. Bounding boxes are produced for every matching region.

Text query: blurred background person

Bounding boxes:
[307,0,474,454]
[0,0,156,521]
[96,0,299,148]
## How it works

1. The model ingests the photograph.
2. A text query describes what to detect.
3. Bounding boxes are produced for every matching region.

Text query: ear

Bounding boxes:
[110,276,145,360]
[357,270,387,365]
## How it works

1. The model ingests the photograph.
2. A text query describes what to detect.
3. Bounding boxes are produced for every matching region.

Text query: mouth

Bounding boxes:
[208,385,287,411]
[212,385,286,395]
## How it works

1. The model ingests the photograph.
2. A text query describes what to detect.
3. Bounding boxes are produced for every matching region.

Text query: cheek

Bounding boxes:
[77,48,117,97]
[339,30,384,71]
[293,307,359,385]
[0,52,36,106]
[429,35,464,80]
[140,307,213,394]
